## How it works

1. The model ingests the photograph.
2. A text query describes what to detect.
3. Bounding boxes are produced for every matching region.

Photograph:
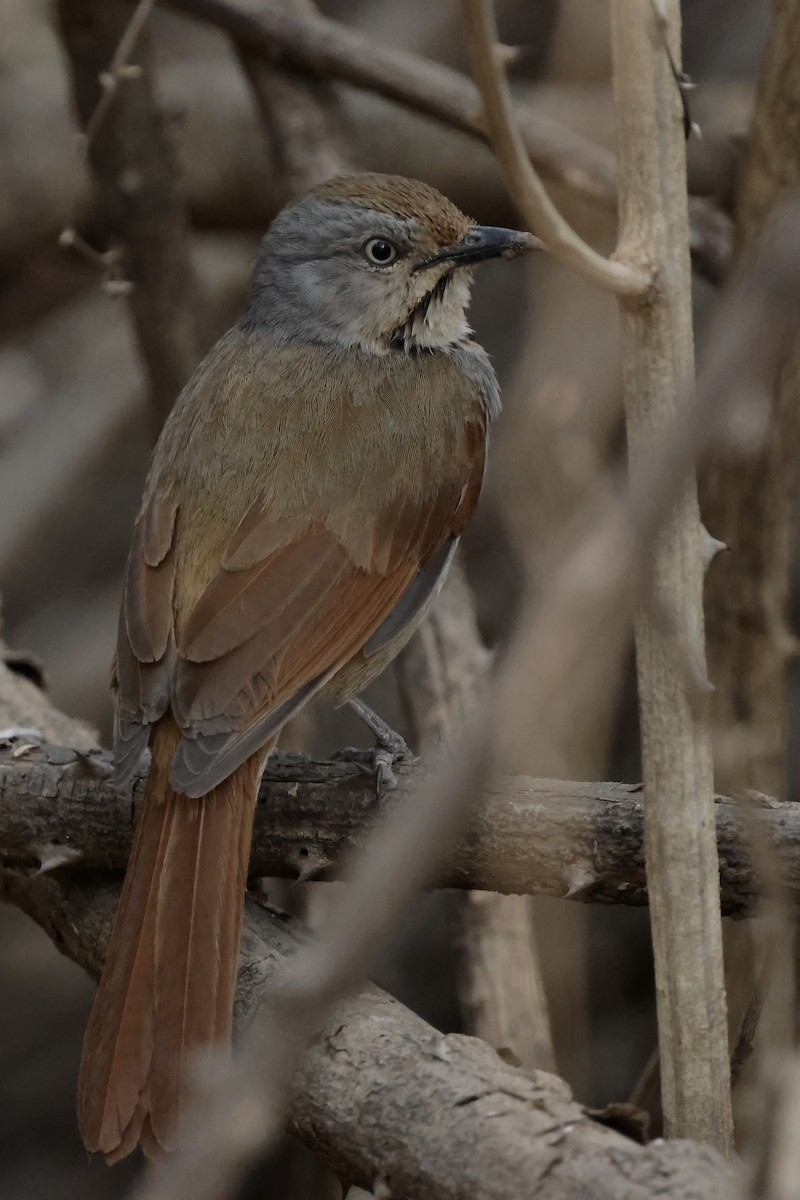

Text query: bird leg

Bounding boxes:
[336,697,418,796]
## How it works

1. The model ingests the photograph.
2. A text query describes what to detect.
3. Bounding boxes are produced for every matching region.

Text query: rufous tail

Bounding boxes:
[77,715,266,1163]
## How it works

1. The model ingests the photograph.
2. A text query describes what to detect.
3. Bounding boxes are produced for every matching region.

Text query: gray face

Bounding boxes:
[241,196,477,355]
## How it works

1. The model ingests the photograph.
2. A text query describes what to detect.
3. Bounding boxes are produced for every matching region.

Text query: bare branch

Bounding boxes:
[610,1,733,1152]
[460,0,650,297]
[4,742,800,919]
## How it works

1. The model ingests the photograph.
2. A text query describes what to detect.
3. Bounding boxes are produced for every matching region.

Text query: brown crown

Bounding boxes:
[310,173,473,246]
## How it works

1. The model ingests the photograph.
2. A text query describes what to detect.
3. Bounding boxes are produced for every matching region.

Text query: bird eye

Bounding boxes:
[363,238,398,266]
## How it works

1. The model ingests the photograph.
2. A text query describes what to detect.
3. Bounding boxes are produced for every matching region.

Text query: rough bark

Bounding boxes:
[0,861,735,1200]
[3,738,800,919]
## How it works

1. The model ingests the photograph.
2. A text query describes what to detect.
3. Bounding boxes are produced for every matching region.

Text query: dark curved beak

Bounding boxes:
[414,225,544,272]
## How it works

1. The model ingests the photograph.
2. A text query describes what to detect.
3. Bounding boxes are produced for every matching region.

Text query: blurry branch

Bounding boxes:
[460,0,650,297]
[164,0,617,205]
[702,0,800,799]
[749,1055,800,1200]
[397,561,555,1071]
[57,0,203,428]
[79,0,155,146]
[6,743,800,918]
[161,0,730,282]
[611,1,732,1152]
[236,0,352,199]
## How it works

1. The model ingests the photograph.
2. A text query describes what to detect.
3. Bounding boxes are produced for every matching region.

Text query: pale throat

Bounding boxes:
[390,269,473,355]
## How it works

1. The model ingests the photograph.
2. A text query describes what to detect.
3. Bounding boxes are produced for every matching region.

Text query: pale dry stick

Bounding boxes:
[460,0,650,297]
[611,0,732,1153]
[134,201,800,1199]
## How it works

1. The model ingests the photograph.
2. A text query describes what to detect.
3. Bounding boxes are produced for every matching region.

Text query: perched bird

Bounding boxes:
[77,173,539,1161]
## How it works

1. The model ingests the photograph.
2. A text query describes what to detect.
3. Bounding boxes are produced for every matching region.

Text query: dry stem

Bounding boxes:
[611,0,732,1152]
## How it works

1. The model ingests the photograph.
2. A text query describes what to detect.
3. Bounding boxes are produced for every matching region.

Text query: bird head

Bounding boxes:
[244,173,542,355]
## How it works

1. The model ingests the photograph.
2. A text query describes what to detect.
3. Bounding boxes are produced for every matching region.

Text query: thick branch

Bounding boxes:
[2,741,799,919]
[0,864,734,1200]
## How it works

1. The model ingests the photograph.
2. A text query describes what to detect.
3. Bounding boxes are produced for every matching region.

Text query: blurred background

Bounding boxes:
[0,0,779,1195]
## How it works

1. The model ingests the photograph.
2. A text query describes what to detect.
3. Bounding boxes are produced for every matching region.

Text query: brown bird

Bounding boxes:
[77,173,538,1161]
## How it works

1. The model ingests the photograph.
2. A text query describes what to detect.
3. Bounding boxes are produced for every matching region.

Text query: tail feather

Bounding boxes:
[77,716,265,1161]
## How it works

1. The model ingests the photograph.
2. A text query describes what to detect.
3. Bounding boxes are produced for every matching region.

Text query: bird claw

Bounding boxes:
[333,742,418,800]
[339,697,420,798]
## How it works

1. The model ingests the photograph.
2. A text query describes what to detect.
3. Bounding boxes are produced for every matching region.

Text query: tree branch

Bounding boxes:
[3,740,800,920]
[610,2,733,1152]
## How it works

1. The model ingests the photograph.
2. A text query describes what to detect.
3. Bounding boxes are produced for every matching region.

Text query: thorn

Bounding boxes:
[71,749,115,777]
[58,227,77,248]
[700,525,727,573]
[494,42,521,67]
[33,844,83,876]
[564,865,595,898]
[290,847,333,885]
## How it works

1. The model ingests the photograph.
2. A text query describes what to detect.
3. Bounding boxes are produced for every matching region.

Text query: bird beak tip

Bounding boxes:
[502,231,546,259]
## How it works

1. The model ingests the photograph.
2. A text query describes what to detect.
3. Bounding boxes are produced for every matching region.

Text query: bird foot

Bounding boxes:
[335,698,419,798]
[333,743,417,799]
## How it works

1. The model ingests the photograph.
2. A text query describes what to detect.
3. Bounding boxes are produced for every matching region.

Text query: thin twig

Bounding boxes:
[57,0,204,428]
[81,0,155,145]
[460,0,651,297]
